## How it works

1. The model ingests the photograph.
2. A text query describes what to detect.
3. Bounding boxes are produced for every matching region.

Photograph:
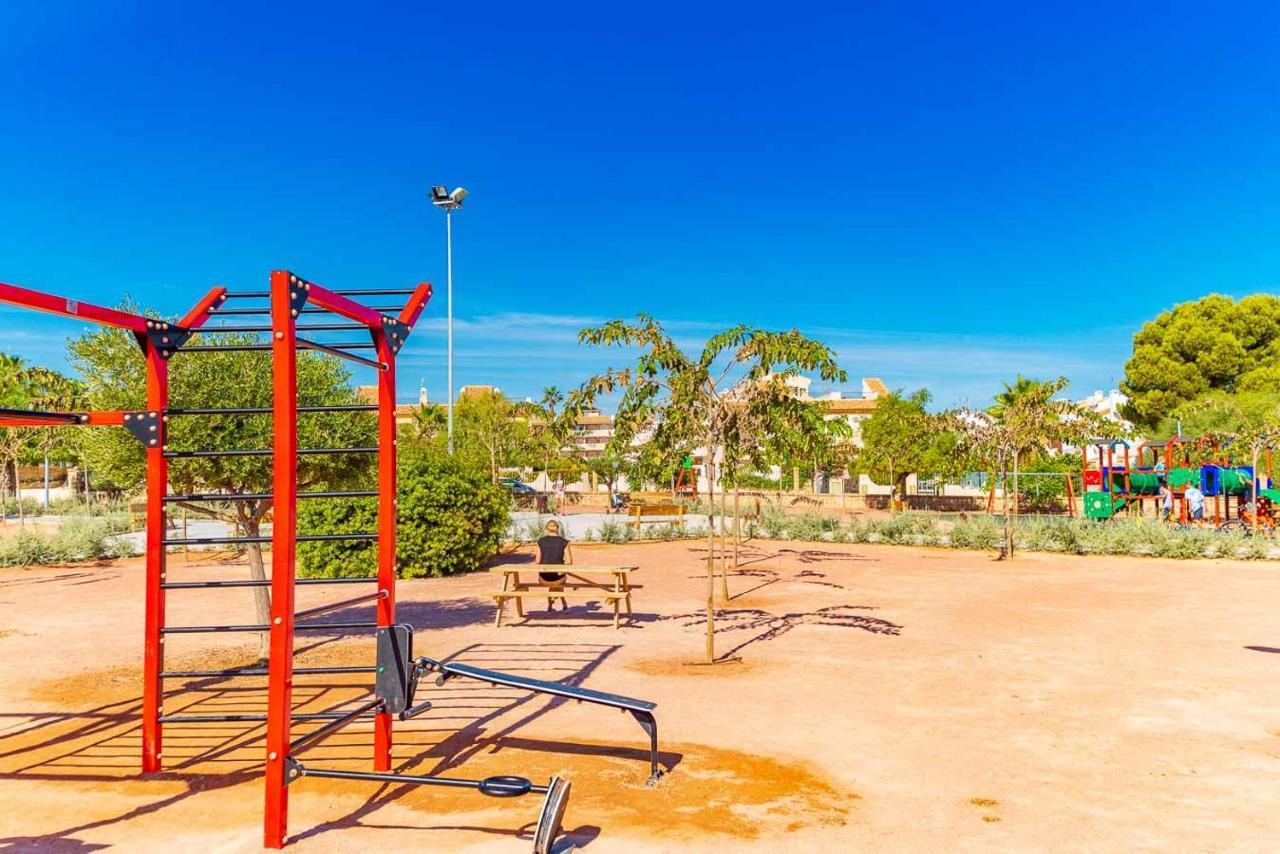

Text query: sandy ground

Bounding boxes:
[2,540,1280,852]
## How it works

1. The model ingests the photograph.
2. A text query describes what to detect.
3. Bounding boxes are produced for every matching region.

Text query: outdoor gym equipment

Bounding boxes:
[0,271,660,851]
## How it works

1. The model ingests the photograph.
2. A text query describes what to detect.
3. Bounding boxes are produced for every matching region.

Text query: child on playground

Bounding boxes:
[537,519,571,611]
[1159,483,1173,521]
[1185,483,1206,521]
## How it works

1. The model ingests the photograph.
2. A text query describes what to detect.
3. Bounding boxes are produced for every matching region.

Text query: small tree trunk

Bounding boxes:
[718,485,729,600]
[1010,453,1019,559]
[733,486,740,569]
[238,506,272,661]
[704,457,716,664]
[13,461,23,526]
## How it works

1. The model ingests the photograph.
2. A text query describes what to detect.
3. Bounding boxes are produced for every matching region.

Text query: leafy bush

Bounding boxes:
[597,521,636,544]
[949,515,1002,550]
[1,498,46,517]
[0,517,136,567]
[297,452,510,578]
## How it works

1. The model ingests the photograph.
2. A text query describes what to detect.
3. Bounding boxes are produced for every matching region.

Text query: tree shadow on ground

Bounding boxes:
[662,605,902,662]
[0,642,658,851]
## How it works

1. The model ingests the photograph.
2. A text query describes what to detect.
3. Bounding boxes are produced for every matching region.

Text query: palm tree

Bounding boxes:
[957,376,1115,559]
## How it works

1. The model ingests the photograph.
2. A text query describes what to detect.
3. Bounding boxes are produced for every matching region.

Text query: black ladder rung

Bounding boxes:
[159,711,382,723]
[196,323,370,333]
[163,447,378,459]
[220,289,414,299]
[164,489,378,503]
[165,405,377,416]
[181,342,378,353]
[162,577,378,589]
[208,306,401,316]
[161,533,377,546]
[161,620,378,634]
[161,665,377,678]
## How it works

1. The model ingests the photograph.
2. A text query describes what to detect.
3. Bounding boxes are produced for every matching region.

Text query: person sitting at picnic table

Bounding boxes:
[537,520,572,611]
[1185,483,1205,521]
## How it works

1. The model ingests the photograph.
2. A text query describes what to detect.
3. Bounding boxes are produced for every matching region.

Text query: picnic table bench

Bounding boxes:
[628,502,685,531]
[490,565,639,629]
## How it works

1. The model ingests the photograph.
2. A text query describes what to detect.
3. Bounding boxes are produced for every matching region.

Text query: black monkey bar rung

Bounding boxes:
[161,665,378,678]
[162,577,378,589]
[161,533,377,546]
[158,711,383,723]
[165,405,377,416]
[164,447,378,459]
[161,620,379,634]
[196,323,369,333]
[164,489,378,503]
[207,306,402,315]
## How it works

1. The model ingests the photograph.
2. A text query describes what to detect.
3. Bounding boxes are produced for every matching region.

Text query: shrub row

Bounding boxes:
[0,516,138,567]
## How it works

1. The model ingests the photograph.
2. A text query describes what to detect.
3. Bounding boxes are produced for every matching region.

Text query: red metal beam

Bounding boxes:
[141,354,169,773]
[398,283,433,328]
[373,334,397,771]
[180,286,228,330]
[298,279,383,329]
[0,281,151,332]
[264,270,299,849]
[0,409,127,427]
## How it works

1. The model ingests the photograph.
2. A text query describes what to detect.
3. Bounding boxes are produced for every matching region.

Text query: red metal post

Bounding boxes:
[373,332,397,770]
[264,270,299,849]
[141,347,169,772]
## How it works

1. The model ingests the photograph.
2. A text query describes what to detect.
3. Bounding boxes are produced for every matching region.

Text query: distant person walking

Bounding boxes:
[553,475,565,512]
[1159,483,1173,521]
[1185,483,1205,522]
[537,519,571,612]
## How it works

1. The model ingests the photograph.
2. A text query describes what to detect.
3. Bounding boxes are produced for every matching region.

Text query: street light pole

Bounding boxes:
[446,207,454,454]
[430,185,468,455]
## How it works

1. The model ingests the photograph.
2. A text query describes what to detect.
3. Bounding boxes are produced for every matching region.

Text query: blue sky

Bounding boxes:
[3,2,1279,409]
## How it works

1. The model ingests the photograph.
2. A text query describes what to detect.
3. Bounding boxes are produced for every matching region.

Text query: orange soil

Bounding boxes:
[2,539,1280,850]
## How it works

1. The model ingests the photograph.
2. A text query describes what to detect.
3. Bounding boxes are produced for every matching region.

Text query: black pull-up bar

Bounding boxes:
[161,665,378,678]
[161,620,378,634]
[159,711,383,724]
[208,306,402,316]
[165,405,377,416]
[163,447,377,459]
[182,343,377,353]
[164,489,377,503]
[220,288,418,299]
[162,577,379,590]
[161,533,377,546]
[198,323,370,333]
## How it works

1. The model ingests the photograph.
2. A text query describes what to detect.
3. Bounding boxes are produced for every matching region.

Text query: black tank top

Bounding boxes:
[537,535,568,582]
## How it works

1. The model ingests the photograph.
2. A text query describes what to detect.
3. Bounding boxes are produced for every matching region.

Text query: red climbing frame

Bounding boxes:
[0,272,432,848]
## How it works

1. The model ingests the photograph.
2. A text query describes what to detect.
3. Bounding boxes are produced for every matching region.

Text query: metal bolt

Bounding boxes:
[291,310,298,317]
[273,617,282,625]
[162,336,169,344]
[290,275,297,284]
[290,291,297,299]
[162,323,170,330]
[150,439,157,446]
[275,332,284,340]
[149,424,157,431]
[269,751,278,760]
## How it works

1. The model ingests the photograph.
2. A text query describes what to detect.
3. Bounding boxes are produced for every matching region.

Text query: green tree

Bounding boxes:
[576,315,844,663]
[1121,294,1280,426]
[1155,389,1280,440]
[70,323,374,659]
[453,388,537,481]
[956,376,1116,559]
[851,389,955,505]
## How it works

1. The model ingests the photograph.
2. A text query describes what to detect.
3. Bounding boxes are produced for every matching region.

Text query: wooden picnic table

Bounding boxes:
[489,565,639,629]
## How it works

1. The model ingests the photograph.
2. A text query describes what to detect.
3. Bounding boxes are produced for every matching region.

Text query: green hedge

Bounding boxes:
[298,452,510,578]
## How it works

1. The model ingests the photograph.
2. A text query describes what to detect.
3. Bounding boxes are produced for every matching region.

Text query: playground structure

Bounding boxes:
[1082,436,1277,525]
[0,272,660,851]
